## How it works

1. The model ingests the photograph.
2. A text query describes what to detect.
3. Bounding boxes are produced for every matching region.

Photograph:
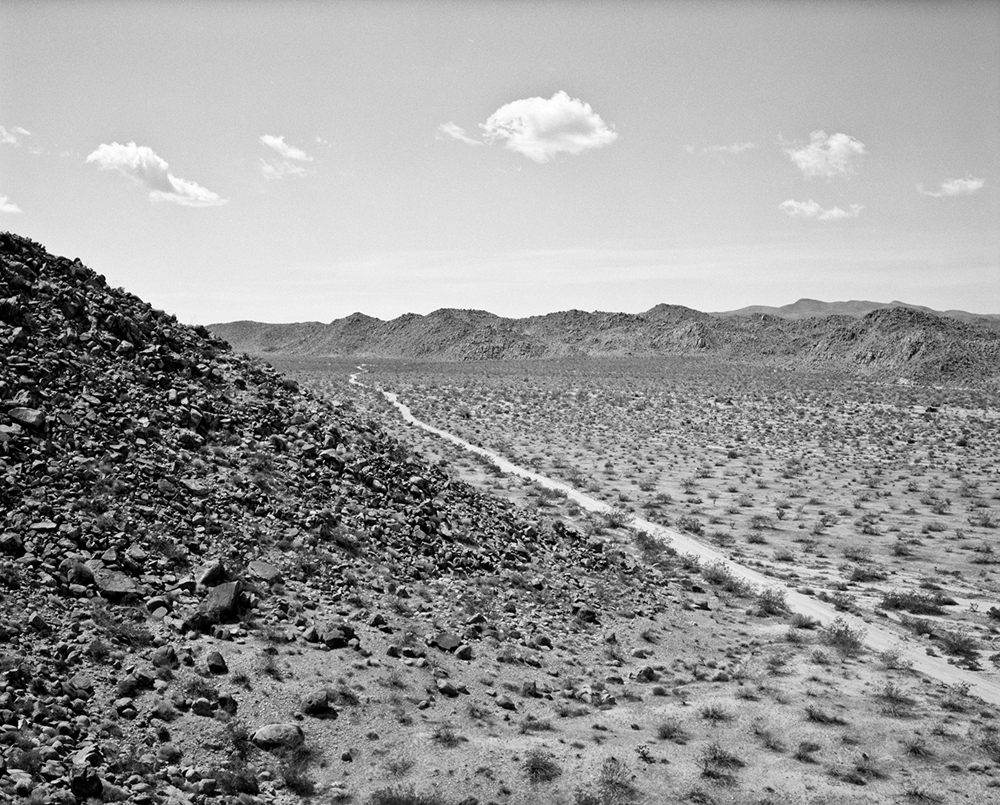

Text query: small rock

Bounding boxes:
[8,406,45,429]
[151,645,180,670]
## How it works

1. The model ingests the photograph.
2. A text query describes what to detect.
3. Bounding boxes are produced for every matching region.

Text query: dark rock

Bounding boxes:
[151,645,180,670]
[431,631,462,652]
[0,532,24,557]
[301,689,337,718]
[318,620,356,649]
[205,650,228,674]
[69,766,103,798]
[199,580,244,623]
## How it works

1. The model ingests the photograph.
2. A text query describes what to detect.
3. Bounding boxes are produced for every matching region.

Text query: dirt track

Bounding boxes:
[350,369,1000,706]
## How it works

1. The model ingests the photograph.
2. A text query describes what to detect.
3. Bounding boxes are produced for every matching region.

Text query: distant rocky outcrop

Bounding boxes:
[211,302,1000,385]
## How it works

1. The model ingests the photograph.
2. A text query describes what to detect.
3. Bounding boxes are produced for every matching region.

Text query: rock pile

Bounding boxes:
[0,232,673,801]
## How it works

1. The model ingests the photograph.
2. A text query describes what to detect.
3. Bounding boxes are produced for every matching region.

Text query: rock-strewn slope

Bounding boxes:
[211,303,1000,384]
[0,233,671,802]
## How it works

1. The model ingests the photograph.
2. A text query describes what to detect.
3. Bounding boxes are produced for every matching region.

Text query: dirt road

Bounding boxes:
[351,371,1000,706]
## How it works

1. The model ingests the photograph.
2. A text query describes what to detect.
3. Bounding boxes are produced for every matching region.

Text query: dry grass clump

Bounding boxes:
[523,749,562,783]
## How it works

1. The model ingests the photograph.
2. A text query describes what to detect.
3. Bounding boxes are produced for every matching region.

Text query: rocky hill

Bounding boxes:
[211,303,1000,385]
[7,233,1000,804]
[0,232,685,802]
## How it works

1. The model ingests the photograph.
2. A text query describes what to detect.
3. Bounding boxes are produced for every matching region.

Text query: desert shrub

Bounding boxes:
[91,601,153,646]
[751,719,786,752]
[805,704,848,725]
[849,564,888,582]
[793,741,821,762]
[278,746,318,795]
[876,645,912,670]
[656,717,689,743]
[431,722,464,748]
[603,507,631,528]
[699,740,745,785]
[755,587,789,615]
[700,703,734,723]
[969,510,998,529]
[677,515,703,535]
[700,562,754,597]
[879,591,947,615]
[936,628,978,660]
[819,617,866,658]
[385,757,416,777]
[523,749,562,783]
[790,613,819,630]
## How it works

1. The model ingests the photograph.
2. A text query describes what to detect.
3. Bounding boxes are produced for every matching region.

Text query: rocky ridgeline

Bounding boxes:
[0,233,679,802]
[212,303,1000,384]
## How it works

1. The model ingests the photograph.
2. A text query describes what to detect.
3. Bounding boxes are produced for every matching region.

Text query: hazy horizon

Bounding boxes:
[2,1,997,323]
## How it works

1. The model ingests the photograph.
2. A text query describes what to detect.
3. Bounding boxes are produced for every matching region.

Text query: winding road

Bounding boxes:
[349,368,1000,706]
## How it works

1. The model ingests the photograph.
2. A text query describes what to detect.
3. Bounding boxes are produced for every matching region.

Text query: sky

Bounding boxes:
[1,0,998,324]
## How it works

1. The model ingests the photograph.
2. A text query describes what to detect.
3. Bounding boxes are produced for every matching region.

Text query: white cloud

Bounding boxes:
[0,126,30,146]
[259,159,307,179]
[85,142,227,207]
[480,90,617,163]
[785,131,865,178]
[918,176,985,197]
[0,194,23,214]
[436,122,483,146]
[779,199,864,221]
[686,142,756,156]
[259,134,312,179]
[260,134,312,162]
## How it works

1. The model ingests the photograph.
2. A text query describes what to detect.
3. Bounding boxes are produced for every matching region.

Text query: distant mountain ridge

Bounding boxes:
[713,298,1000,328]
[210,300,1000,385]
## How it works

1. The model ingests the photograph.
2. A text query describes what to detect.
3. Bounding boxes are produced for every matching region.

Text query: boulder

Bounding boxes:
[199,580,243,623]
[252,723,304,751]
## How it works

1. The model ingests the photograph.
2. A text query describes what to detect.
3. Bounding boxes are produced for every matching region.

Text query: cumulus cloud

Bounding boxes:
[0,126,30,146]
[0,126,30,145]
[785,131,865,178]
[918,176,985,197]
[479,90,617,163]
[685,142,756,156]
[0,194,23,214]
[779,199,863,221]
[86,142,227,207]
[260,134,312,162]
[259,134,312,179]
[436,122,483,146]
